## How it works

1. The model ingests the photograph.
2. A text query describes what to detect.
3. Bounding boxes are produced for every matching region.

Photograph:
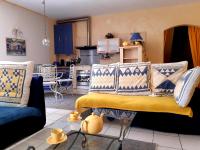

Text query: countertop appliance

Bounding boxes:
[76,46,100,65]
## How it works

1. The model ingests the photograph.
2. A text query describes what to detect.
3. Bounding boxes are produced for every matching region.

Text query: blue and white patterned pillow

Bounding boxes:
[89,64,117,93]
[116,62,151,95]
[174,67,200,107]
[151,61,188,96]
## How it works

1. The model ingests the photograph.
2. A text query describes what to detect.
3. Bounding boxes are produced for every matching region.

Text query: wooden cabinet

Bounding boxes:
[54,23,73,55]
[120,45,144,63]
[97,38,120,54]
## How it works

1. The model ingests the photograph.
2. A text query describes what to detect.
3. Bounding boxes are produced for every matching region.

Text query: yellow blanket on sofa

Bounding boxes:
[75,93,193,117]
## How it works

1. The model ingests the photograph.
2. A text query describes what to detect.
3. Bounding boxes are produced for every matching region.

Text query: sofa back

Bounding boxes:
[89,61,188,97]
[28,76,46,122]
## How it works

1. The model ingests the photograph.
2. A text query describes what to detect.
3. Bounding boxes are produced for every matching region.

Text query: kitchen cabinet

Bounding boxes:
[97,38,120,54]
[54,23,73,55]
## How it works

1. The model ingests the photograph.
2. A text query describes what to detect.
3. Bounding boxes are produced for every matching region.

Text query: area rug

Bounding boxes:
[45,93,83,110]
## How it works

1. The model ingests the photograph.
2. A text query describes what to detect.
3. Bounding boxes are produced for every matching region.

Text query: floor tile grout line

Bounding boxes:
[152,130,154,143]
[159,146,180,150]
[126,127,131,138]
[153,132,179,137]
[178,134,184,150]
[103,125,111,135]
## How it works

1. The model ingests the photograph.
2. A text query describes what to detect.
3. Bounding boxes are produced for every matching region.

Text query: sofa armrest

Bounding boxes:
[27,76,46,121]
[188,88,200,118]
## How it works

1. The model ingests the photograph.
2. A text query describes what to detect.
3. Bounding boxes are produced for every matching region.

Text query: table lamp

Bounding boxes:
[130,32,143,45]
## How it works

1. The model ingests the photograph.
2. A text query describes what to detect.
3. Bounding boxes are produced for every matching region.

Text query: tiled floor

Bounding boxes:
[8,108,200,150]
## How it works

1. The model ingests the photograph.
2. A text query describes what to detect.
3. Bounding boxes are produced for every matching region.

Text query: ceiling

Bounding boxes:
[7,0,200,19]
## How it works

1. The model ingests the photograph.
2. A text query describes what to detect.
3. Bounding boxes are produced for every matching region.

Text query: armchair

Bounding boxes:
[0,76,46,149]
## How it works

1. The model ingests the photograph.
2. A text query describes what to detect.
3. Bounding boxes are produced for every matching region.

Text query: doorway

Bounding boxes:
[164,26,194,69]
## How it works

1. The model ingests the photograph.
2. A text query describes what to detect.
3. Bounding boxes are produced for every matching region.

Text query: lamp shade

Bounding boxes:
[130,32,143,41]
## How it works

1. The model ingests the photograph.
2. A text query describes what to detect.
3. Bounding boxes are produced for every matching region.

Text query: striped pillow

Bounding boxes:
[174,67,200,107]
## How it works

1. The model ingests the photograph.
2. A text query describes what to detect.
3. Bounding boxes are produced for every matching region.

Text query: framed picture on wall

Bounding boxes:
[6,38,26,56]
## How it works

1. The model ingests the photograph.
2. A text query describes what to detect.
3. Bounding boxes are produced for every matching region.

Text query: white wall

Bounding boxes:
[0,1,55,64]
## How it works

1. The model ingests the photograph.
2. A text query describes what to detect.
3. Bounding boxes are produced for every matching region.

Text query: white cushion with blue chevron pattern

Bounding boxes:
[174,67,200,107]
[151,61,188,96]
[117,62,151,95]
[89,64,117,93]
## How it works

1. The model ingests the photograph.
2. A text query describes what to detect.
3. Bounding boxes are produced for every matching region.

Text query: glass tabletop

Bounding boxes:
[48,130,121,150]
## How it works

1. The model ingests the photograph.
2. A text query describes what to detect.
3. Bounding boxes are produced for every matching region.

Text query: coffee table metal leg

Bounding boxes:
[118,143,122,150]
[105,139,117,150]
[116,118,133,149]
[104,118,132,150]
[67,129,87,149]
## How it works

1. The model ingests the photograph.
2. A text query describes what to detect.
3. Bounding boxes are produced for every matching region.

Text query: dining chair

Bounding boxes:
[57,64,74,95]
[38,64,63,99]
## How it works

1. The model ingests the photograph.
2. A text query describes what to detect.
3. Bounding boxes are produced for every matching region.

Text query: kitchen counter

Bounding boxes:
[72,65,91,94]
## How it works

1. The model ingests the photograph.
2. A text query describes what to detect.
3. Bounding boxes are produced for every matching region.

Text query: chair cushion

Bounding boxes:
[117,62,151,95]
[151,61,188,96]
[0,61,34,106]
[89,64,117,93]
[39,65,56,82]
[0,107,42,125]
[174,67,200,107]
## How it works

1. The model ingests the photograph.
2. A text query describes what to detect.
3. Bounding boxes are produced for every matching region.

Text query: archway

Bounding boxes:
[164,25,196,68]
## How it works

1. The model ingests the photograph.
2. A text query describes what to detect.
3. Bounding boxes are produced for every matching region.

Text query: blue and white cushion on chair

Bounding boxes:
[151,61,188,96]
[89,64,117,93]
[117,62,151,95]
[174,67,200,107]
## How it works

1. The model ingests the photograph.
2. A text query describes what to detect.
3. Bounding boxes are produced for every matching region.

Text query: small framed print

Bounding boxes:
[6,38,26,56]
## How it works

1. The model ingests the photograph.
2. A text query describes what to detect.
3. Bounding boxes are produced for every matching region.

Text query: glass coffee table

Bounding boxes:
[46,109,155,150]
[12,110,155,150]
[47,130,156,150]
[48,118,133,150]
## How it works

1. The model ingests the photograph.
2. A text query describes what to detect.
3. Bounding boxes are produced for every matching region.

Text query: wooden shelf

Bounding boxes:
[120,45,144,63]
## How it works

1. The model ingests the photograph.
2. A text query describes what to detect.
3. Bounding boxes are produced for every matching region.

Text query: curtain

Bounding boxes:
[188,26,200,88]
[164,28,174,63]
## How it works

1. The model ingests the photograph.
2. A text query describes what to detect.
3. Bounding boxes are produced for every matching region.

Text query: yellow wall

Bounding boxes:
[0,1,56,64]
[91,2,200,63]
[4,1,200,64]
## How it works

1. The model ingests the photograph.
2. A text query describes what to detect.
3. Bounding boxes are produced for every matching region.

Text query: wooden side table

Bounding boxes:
[120,45,145,63]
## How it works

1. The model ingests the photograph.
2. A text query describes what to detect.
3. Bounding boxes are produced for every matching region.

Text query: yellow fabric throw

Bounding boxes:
[75,93,193,117]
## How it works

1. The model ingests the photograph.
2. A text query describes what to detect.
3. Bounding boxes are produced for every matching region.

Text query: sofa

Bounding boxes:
[132,88,200,134]
[0,76,46,149]
[76,61,200,134]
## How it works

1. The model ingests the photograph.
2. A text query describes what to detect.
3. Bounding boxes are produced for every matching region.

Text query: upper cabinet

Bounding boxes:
[54,23,73,55]
[97,38,120,54]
